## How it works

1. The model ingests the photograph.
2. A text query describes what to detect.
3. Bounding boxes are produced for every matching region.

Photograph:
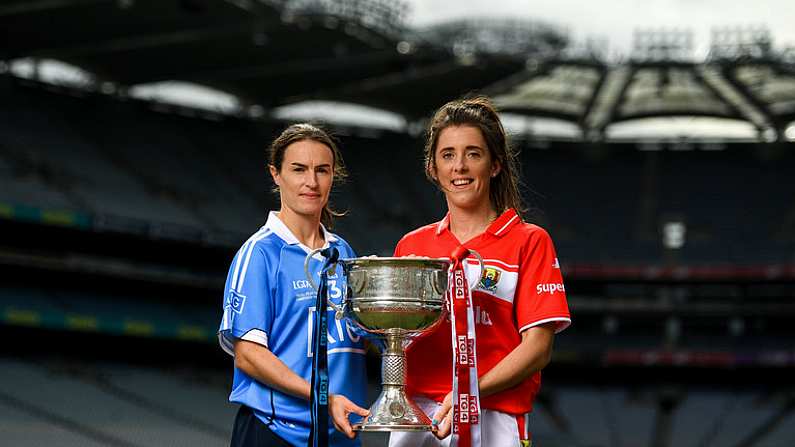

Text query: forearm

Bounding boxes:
[478,324,555,398]
[234,340,311,400]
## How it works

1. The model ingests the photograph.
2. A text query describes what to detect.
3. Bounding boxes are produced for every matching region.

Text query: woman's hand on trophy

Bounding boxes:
[432,391,454,439]
[329,393,370,438]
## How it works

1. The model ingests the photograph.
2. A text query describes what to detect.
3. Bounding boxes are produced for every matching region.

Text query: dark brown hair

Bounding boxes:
[424,96,524,217]
[268,123,347,228]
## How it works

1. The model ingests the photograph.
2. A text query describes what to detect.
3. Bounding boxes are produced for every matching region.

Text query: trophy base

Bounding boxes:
[353,423,433,432]
[353,385,433,432]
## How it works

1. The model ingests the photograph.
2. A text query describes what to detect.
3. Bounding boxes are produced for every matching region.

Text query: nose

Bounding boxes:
[453,153,467,172]
[304,170,318,188]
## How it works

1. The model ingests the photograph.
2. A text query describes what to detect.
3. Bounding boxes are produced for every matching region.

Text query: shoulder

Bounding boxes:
[236,229,284,262]
[398,222,438,244]
[226,230,283,291]
[509,223,557,254]
[394,222,439,255]
[512,222,552,240]
[329,233,356,258]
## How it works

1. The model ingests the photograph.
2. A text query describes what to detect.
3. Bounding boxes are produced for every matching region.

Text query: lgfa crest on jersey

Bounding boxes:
[479,267,501,292]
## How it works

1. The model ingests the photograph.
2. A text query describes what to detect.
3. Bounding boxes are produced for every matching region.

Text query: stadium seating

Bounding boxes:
[4,354,794,447]
[1,77,793,264]
[0,358,233,447]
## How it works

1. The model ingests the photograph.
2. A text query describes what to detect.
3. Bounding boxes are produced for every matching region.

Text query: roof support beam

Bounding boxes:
[717,64,782,140]
[583,65,636,140]
[578,65,609,135]
[481,60,553,96]
[697,64,776,133]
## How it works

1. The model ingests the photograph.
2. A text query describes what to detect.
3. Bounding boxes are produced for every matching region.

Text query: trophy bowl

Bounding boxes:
[340,257,451,432]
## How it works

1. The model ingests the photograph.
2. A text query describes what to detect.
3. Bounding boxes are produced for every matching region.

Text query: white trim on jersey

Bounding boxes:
[241,328,269,347]
[230,239,251,292]
[219,327,269,357]
[465,263,519,305]
[494,213,520,236]
[219,332,235,356]
[221,303,233,332]
[231,227,270,291]
[465,258,519,270]
[328,347,367,355]
[265,211,337,247]
[236,230,272,292]
[519,317,572,334]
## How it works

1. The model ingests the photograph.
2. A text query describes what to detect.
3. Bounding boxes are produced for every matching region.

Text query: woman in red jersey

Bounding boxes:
[389,97,571,447]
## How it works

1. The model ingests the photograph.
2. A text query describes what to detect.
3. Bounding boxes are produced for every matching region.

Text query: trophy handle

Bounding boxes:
[303,248,344,319]
[467,249,485,290]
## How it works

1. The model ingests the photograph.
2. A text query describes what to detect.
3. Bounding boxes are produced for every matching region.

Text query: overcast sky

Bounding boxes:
[404,0,795,58]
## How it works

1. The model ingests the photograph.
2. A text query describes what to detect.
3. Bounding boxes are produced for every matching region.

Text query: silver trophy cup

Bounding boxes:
[304,252,482,431]
[341,257,450,431]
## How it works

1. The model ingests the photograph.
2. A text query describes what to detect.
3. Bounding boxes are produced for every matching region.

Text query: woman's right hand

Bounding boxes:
[432,391,454,439]
[329,393,370,439]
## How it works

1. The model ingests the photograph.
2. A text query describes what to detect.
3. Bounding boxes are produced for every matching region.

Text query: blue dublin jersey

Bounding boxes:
[219,212,367,447]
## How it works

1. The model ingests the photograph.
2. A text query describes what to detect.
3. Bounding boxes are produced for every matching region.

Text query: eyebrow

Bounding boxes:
[289,162,332,168]
[439,145,485,151]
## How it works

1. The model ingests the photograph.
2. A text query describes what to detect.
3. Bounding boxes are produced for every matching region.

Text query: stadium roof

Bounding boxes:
[488,57,795,140]
[2,0,794,139]
[0,0,530,119]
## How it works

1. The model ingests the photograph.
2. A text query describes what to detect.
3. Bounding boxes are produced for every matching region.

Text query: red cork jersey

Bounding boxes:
[393,208,571,415]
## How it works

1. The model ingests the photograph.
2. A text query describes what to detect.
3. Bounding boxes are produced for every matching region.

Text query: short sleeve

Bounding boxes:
[393,237,405,256]
[514,228,571,334]
[340,239,358,259]
[393,233,413,256]
[218,243,275,356]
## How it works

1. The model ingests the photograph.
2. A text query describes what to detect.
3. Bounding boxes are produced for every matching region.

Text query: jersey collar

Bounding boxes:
[435,208,520,238]
[265,211,338,247]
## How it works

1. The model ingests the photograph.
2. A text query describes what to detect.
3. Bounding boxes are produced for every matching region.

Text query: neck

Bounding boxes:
[447,200,498,243]
[276,208,325,249]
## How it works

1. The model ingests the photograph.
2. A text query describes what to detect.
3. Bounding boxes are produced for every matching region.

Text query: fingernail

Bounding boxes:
[431,418,439,426]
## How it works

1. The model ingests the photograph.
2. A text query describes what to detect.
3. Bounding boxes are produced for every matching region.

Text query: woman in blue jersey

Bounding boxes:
[219,124,369,447]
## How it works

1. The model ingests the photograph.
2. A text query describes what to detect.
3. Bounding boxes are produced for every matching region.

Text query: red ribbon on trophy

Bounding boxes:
[448,246,482,447]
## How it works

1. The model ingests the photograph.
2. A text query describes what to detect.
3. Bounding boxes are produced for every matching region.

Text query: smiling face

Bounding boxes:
[270,139,334,220]
[430,125,501,213]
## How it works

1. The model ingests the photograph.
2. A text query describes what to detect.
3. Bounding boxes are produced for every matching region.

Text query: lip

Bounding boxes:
[299,193,321,199]
[450,178,474,188]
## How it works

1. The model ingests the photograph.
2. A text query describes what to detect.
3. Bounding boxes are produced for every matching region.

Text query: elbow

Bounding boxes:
[537,344,553,370]
[234,352,249,371]
[522,326,556,372]
[528,335,554,372]
[233,342,256,374]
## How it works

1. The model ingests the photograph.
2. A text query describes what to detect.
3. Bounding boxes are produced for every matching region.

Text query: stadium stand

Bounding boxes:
[3,77,794,263]
[1,2,794,446]
[4,351,794,447]
[0,357,233,447]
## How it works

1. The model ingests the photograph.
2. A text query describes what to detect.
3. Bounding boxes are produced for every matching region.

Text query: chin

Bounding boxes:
[300,207,324,217]
[447,196,487,211]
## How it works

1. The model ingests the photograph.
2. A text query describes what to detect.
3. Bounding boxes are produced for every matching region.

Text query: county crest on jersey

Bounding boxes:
[479,266,502,292]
